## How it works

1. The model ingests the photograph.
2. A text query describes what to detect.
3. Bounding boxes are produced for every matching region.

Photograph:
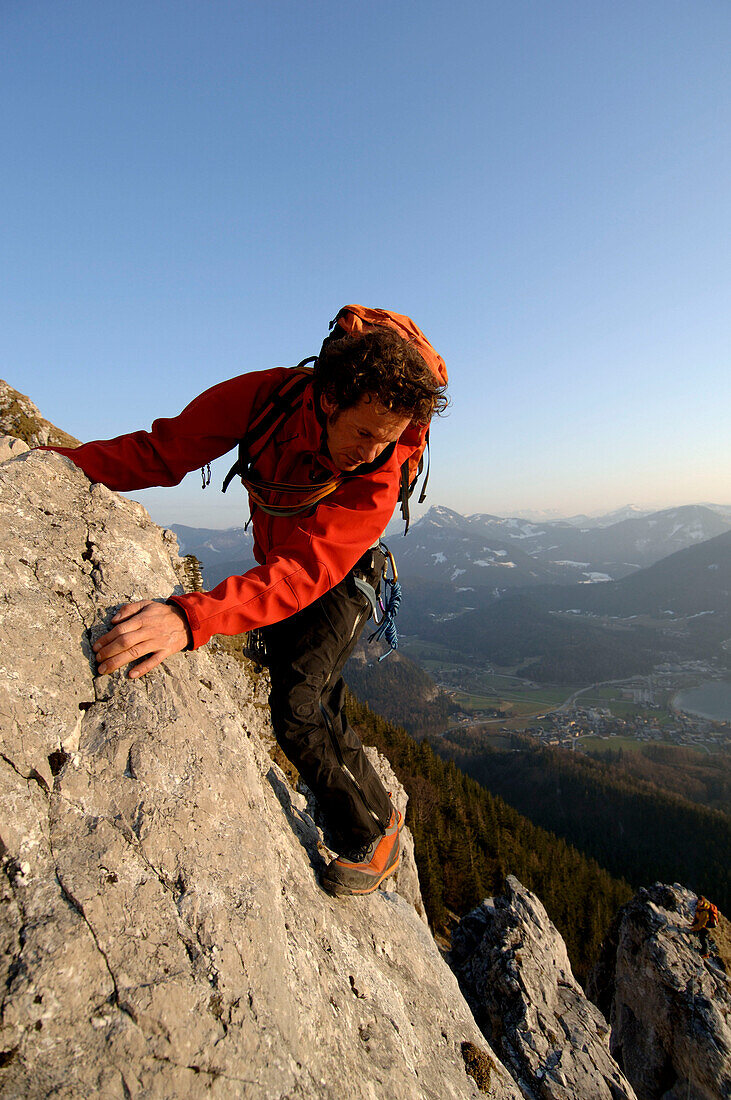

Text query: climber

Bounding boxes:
[41,306,448,899]
[688,895,719,959]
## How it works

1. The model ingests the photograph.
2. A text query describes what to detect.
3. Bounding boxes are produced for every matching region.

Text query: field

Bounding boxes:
[400,641,582,721]
[402,640,657,722]
[577,735,648,753]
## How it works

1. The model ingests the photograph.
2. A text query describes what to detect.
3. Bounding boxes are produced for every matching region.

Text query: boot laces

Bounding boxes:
[341,836,379,864]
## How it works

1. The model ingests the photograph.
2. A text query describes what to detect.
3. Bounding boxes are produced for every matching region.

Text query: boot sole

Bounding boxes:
[323,853,401,898]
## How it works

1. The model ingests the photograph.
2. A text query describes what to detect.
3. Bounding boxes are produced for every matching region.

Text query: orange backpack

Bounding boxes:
[697,897,719,927]
[329,306,448,527]
[221,305,447,531]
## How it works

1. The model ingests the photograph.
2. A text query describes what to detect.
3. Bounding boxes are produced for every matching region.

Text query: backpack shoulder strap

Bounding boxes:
[221,362,315,494]
[397,430,431,534]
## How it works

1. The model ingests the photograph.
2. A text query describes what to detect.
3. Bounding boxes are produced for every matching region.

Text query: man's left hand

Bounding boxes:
[93,600,192,679]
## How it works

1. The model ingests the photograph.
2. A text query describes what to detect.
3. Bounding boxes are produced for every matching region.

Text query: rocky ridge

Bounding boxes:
[0,380,79,449]
[450,876,638,1100]
[588,883,731,1100]
[0,444,521,1099]
[452,878,730,1100]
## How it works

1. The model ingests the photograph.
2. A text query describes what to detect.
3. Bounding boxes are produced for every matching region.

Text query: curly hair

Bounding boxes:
[313,329,449,424]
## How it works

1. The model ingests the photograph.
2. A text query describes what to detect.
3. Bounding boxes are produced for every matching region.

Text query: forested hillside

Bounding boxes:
[344,644,455,737]
[439,731,730,912]
[587,743,730,814]
[347,695,632,980]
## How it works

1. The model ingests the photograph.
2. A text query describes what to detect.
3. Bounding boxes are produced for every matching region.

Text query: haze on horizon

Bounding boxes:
[4,2,730,531]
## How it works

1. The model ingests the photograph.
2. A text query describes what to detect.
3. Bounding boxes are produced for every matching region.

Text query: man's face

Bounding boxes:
[321,392,411,473]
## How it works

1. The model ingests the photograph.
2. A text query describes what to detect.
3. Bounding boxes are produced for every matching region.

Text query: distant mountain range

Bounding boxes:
[400,529,731,682]
[173,502,731,600]
[171,524,257,588]
[483,502,731,528]
[387,503,731,591]
[171,503,731,686]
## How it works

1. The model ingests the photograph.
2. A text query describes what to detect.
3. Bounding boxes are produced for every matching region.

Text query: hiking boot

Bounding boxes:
[321,809,404,897]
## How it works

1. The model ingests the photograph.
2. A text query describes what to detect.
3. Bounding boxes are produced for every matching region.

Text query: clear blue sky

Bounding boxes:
[4,0,730,527]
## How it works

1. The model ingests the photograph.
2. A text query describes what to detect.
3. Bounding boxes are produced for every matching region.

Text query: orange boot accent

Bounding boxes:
[321,809,404,897]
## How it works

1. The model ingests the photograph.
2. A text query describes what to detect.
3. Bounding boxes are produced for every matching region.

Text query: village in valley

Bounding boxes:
[518,700,730,753]
[412,649,731,755]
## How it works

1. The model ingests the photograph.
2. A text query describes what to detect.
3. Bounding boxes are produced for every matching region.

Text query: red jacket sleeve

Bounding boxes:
[168,461,400,648]
[42,372,411,648]
[41,369,289,490]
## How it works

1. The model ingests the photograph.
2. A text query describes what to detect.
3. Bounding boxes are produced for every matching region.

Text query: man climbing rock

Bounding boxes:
[688,895,719,959]
[42,306,448,897]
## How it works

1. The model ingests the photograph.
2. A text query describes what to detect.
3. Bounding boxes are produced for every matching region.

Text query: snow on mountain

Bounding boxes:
[172,504,731,596]
[395,504,731,592]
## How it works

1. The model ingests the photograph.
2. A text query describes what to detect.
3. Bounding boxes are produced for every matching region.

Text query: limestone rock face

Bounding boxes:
[450,876,637,1100]
[0,435,29,462]
[0,449,520,1100]
[588,883,731,1100]
[0,380,80,448]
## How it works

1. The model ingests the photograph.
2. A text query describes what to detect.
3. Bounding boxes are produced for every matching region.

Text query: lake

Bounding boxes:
[673,681,731,723]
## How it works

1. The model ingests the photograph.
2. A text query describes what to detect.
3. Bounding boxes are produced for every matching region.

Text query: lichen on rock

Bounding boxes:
[0,381,80,449]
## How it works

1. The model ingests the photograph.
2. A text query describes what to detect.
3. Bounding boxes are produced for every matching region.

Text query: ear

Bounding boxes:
[320,390,338,418]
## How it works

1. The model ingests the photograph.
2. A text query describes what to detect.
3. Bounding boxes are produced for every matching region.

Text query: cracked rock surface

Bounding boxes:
[0,449,520,1100]
[450,876,638,1100]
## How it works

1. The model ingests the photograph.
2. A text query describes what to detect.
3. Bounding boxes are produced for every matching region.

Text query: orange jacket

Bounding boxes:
[690,909,709,933]
[45,369,426,648]
[690,898,718,932]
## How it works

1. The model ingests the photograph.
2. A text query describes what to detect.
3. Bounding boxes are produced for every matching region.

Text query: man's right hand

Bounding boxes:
[93,600,193,679]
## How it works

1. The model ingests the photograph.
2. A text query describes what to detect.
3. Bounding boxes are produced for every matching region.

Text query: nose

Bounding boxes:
[357,441,383,464]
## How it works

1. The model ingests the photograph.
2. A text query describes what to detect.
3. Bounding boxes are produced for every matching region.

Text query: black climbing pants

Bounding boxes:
[262,547,393,848]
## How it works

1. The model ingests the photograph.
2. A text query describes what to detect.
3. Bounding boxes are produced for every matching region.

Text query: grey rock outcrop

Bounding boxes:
[0,448,521,1099]
[450,876,637,1100]
[588,883,731,1100]
[0,435,29,463]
